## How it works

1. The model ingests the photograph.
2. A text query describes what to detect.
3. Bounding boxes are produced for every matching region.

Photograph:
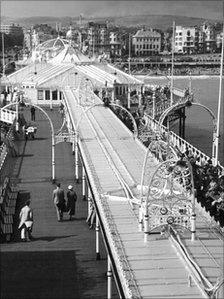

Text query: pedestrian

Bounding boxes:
[30,106,36,121]
[18,200,34,242]
[52,183,65,222]
[66,185,77,220]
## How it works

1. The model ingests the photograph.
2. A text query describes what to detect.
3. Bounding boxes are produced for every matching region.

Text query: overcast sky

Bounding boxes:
[1,0,223,20]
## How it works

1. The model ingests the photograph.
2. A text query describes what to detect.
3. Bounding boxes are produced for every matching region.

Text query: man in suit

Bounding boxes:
[52,183,65,221]
[18,200,33,242]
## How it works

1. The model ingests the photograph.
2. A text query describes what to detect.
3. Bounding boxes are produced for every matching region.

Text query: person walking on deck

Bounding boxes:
[66,185,77,220]
[18,200,34,242]
[52,183,65,222]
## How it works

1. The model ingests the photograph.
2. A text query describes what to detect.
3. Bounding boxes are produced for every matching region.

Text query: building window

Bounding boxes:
[45,90,50,100]
[38,90,43,101]
[52,90,58,101]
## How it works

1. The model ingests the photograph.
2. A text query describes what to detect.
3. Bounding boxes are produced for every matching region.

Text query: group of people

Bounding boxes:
[52,183,77,222]
[187,155,224,227]
[18,183,78,242]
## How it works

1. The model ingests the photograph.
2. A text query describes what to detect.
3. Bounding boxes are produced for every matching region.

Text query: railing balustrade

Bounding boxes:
[145,114,224,171]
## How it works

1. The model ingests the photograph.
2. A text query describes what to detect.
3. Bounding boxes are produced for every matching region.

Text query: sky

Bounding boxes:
[1,0,223,20]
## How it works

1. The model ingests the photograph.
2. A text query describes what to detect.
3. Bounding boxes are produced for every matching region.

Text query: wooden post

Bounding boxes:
[96,215,101,260]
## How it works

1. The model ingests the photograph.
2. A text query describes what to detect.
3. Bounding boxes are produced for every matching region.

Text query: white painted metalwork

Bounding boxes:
[141,157,196,242]
[109,102,138,138]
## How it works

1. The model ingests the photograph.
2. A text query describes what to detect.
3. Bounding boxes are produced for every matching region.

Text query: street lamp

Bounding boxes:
[1,102,56,182]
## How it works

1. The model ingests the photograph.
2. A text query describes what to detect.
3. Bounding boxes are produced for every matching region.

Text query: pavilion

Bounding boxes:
[2,36,143,107]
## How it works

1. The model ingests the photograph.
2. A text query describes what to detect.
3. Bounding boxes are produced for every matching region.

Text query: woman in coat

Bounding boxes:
[67,185,77,220]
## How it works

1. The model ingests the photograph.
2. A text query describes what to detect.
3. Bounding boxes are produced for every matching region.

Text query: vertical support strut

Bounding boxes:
[87,186,91,219]
[95,215,101,260]
[52,134,55,183]
[75,134,79,183]
[191,213,196,242]
[82,165,86,200]
[107,255,112,299]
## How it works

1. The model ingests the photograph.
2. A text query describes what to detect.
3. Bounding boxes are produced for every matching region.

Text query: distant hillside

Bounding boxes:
[1,14,220,29]
[109,14,212,29]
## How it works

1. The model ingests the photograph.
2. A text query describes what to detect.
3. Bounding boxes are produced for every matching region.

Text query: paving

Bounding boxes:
[0,107,118,299]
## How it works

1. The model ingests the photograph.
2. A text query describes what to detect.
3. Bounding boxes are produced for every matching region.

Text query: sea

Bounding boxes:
[139,76,224,165]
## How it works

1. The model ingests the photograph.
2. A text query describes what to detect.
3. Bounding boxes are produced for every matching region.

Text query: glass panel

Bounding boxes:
[45,90,50,100]
[38,90,43,100]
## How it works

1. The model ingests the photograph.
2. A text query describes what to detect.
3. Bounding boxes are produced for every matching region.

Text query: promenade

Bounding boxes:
[0,108,117,299]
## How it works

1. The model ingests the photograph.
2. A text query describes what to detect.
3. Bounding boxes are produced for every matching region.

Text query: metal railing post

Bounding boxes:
[82,165,86,200]
[107,255,112,299]
[96,215,101,260]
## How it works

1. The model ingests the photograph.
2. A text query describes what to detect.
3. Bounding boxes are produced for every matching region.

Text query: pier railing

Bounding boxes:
[145,114,224,171]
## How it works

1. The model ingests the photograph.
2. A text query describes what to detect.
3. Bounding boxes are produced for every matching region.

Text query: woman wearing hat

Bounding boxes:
[67,185,77,220]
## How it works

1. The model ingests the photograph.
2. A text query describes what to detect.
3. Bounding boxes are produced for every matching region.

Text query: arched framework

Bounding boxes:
[158,101,218,163]
[109,103,138,138]
[140,156,196,242]
[2,102,56,181]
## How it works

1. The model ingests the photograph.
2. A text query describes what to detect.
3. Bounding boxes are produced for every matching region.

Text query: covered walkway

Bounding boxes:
[0,108,117,299]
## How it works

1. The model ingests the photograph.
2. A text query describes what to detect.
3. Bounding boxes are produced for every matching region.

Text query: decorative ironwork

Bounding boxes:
[109,103,138,138]
[78,77,96,107]
[145,158,195,232]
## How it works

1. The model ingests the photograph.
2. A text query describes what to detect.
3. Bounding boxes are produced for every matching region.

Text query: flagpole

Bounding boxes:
[214,25,224,166]
[170,21,175,106]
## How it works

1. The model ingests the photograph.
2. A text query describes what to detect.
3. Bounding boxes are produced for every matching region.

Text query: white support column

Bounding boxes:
[50,89,53,110]
[52,133,56,183]
[152,89,156,119]
[127,85,131,109]
[191,213,196,241]
[107,255,112,299]
[87,186,92,219]
[57,90,60,102]
[15,99,19,131]
[75,134,79,183]
[82,165,86,200]
[95,215,101,260]
[138,205,143,232]
[43,89,46,101]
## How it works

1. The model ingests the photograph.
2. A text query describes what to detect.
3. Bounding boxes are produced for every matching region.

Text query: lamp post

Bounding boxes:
[1,102,56,181]
[214,25,224,166]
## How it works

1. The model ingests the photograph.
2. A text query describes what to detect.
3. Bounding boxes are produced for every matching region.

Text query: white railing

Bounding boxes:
[145,114,224,171]
[0,108,16,124]
[0,144,8,172]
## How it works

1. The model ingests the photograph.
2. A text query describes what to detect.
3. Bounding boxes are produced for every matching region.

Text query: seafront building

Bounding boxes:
[0,23,23,35]
[132,29,161,56]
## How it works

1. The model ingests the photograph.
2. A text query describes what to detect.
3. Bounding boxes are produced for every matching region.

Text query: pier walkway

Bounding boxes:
[1,108,118,299]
